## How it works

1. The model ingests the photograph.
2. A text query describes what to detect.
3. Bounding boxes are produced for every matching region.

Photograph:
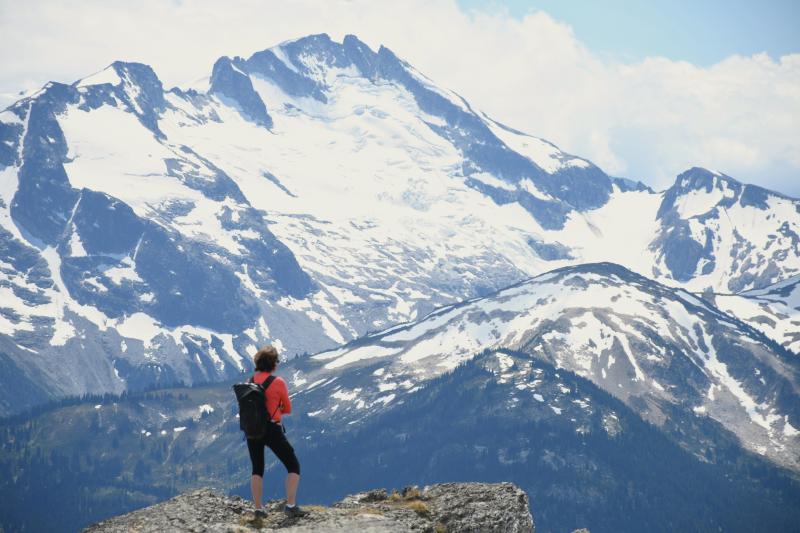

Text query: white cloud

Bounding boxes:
[1,0,798,196]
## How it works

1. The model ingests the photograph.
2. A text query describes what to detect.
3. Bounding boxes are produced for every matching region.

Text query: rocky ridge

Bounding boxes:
[83,482,535,533]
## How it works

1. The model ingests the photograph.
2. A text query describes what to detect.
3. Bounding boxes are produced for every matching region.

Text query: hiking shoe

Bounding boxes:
[254,509,266,518]
[284,505,309,518]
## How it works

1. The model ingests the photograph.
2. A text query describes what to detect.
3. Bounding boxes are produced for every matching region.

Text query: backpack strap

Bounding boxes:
[253,374,281,421]
[262,374,277,390]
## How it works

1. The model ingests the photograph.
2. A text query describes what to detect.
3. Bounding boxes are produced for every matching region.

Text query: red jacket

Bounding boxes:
[253,371,292,423]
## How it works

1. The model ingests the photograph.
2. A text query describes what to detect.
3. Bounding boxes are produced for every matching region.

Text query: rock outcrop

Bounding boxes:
[83,482,534,532]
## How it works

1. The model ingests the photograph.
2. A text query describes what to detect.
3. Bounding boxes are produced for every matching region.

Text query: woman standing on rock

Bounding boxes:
[247,345,307,518]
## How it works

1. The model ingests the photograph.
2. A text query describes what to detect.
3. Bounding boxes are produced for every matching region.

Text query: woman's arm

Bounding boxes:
[278,379,292,415]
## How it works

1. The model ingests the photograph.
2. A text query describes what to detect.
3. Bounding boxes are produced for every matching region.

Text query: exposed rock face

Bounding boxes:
[418,483,533,532]
[83,482,534,533]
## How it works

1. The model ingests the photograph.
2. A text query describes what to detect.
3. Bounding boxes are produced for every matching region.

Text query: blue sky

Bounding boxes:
[458,0,800,65]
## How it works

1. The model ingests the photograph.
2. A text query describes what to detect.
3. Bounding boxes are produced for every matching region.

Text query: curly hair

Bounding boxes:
[254,345,279,372]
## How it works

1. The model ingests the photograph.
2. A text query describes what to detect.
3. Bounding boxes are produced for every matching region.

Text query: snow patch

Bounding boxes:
[76,67,122,88]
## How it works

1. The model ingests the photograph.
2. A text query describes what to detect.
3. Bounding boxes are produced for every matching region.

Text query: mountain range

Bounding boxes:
[0,32,799,532]
[1,33,797,418]
[290,262,800,471]
[3,324,798,532]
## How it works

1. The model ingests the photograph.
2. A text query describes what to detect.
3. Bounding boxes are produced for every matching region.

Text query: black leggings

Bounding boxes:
[247,423,300,476]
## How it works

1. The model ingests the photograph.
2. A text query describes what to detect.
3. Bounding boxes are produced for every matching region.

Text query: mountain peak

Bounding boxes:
[209,55,273,128]
[658,166,789,221]
[75,65,123,88]
[342,33,368,45]
[671,166,797,204]
[283,32,334,46]
[108,61,163,92]
[674,166,739,192]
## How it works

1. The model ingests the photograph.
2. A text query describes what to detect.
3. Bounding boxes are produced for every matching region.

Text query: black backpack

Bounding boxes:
[233,375,276,440]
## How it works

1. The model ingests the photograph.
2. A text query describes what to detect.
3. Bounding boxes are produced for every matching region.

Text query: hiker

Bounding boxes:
[246,345,307,518]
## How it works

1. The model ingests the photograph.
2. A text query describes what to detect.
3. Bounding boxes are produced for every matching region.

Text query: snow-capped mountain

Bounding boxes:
[713,274,800,355]
[286,262,800,471]
[650,167,800,292]
[0,33,798,415]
